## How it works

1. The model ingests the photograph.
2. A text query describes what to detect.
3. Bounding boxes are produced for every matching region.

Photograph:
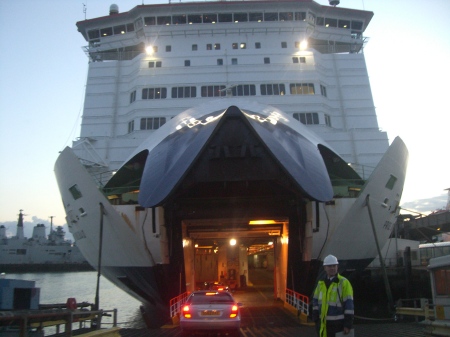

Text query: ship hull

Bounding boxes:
[55,101,408,325]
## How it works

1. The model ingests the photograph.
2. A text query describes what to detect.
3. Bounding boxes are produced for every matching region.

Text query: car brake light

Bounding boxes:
[229,305,239,318]
[182,305,192,318]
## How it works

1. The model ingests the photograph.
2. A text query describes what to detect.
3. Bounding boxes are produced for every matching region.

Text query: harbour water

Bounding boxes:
[3,271,145,328]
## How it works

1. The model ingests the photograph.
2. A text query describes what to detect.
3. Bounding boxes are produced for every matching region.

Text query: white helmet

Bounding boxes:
[323,254,339,266]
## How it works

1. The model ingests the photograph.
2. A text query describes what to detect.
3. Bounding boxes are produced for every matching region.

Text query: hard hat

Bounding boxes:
[323,254,339,266]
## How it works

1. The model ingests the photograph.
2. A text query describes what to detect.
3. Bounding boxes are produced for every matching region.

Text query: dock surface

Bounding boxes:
[117,269,427,337]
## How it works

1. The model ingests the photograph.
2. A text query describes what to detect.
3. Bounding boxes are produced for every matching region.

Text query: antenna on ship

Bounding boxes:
[49,216,55,233]
[82,3,87,20]
[329,0,340,6]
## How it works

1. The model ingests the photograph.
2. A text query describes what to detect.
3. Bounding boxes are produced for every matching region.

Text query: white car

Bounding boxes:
[180,290,242,337]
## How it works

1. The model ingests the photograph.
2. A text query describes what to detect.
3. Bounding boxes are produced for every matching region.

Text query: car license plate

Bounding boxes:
[201,310,220,316]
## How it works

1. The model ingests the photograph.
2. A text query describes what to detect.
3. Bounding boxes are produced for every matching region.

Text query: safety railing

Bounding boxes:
[285,288,309,317]
[169,292,189,320]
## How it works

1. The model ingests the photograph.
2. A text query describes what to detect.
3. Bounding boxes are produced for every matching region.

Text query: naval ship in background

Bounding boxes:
[0,210,90,272]
[54,0,408,325]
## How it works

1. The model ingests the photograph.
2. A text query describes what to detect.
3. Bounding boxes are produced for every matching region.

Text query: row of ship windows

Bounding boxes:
[148,56,306,68]
[127,112,331,133]
[130,83,327,103]
[149,41,306,53]
[87,11,363,40]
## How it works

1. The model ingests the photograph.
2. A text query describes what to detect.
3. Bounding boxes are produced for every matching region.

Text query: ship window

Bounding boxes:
[100,27,113,37]
[325,18,337,28]
[218,13,232,22]
[140,117,167,130]
[173,15,187,25]
[231,58,238,65]
[126,23,135,32]
[192,44,198,51]
[351,20,363,30]
[144,17,156,26]
[201,85,226,97]
[88,29,100,40]
[214,44,221,50]
[142,87,167,99]
[264,13,278,21]
[157,16,171,25]
[255,42,261,49]
[203,13,217,23]
[69,184,82,200]
[217,59,223,66]
[148,61,162,68]
[207,44,212,50]
[240,43,246,49]
[166,45,172,52]
[16,249,27,255]
[338,20,350,29]
[281,42,287,48]
[292,57,306,63]
[261,84,285,96]
[264,57,270,64]
[325,114,332,127]
[290,83,315,95]
[293,113,319,125]
[231,84,256,96]
[279,12,293,21]
[385,175,397,190]
[249,12,263,22]
[113,25,126,35]
[320,84,327,97]
[185,60,191,66]
[128,120,134,133]
[295,12,306,21]
[130,90,136,103]
[434,269,450,296]
[188,14,202,24]
[232,43,238,49]
[172,86,197,98]
[316,17,324,26]
[234,13,248,22]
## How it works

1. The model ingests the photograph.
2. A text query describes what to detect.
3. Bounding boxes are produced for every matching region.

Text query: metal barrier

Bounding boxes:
[285,288,309,320]
[169,292,189,321]
[395,298,434,321]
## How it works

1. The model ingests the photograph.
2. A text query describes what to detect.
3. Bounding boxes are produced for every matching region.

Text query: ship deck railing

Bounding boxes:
[0,306,118,337]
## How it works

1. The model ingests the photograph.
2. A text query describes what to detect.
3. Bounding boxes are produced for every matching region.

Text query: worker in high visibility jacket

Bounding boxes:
[312,254,354,337]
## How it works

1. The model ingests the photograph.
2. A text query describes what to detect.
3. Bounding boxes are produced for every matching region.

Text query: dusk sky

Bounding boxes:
[0,0,449,238]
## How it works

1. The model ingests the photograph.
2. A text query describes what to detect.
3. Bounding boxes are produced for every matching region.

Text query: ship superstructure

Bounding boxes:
[55,0,408,326]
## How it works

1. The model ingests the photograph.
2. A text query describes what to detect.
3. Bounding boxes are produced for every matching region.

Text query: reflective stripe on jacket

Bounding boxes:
[312,274,354,337]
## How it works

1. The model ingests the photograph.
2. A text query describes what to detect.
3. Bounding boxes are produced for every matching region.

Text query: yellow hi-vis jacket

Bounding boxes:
[312,274,354,337]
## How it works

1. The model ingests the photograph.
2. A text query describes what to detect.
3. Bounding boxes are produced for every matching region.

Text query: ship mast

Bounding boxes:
[15,209,25,240]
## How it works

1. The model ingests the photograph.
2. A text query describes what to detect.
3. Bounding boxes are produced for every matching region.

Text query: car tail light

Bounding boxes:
[229,305,239,318]
[182,305,192,318]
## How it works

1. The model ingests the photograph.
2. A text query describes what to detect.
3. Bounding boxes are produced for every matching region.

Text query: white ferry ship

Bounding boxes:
[54,0,408,325]
[0,210,89,272]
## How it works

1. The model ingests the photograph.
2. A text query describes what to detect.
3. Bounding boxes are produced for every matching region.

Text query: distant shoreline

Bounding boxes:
[0,263,94,273]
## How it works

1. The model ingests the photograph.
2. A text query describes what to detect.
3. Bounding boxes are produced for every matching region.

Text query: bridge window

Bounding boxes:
[261,84,285,96]
[142,87,167,99]
[130,90,136,103]
[218,13,232,22]
[201,85,226,97]
[128,120,134,133]
[290,83,315,95]
[434,268,450,295]
[173,15,187,25]
[140,117,166,130]
[234,13,248,22]
[249,13,263,22]
[231,85,256,96]
[320,84,327,97]
[279,12,293,21]
[293,112,319,125]
[172,86,197,98]
[203,14,217,23]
